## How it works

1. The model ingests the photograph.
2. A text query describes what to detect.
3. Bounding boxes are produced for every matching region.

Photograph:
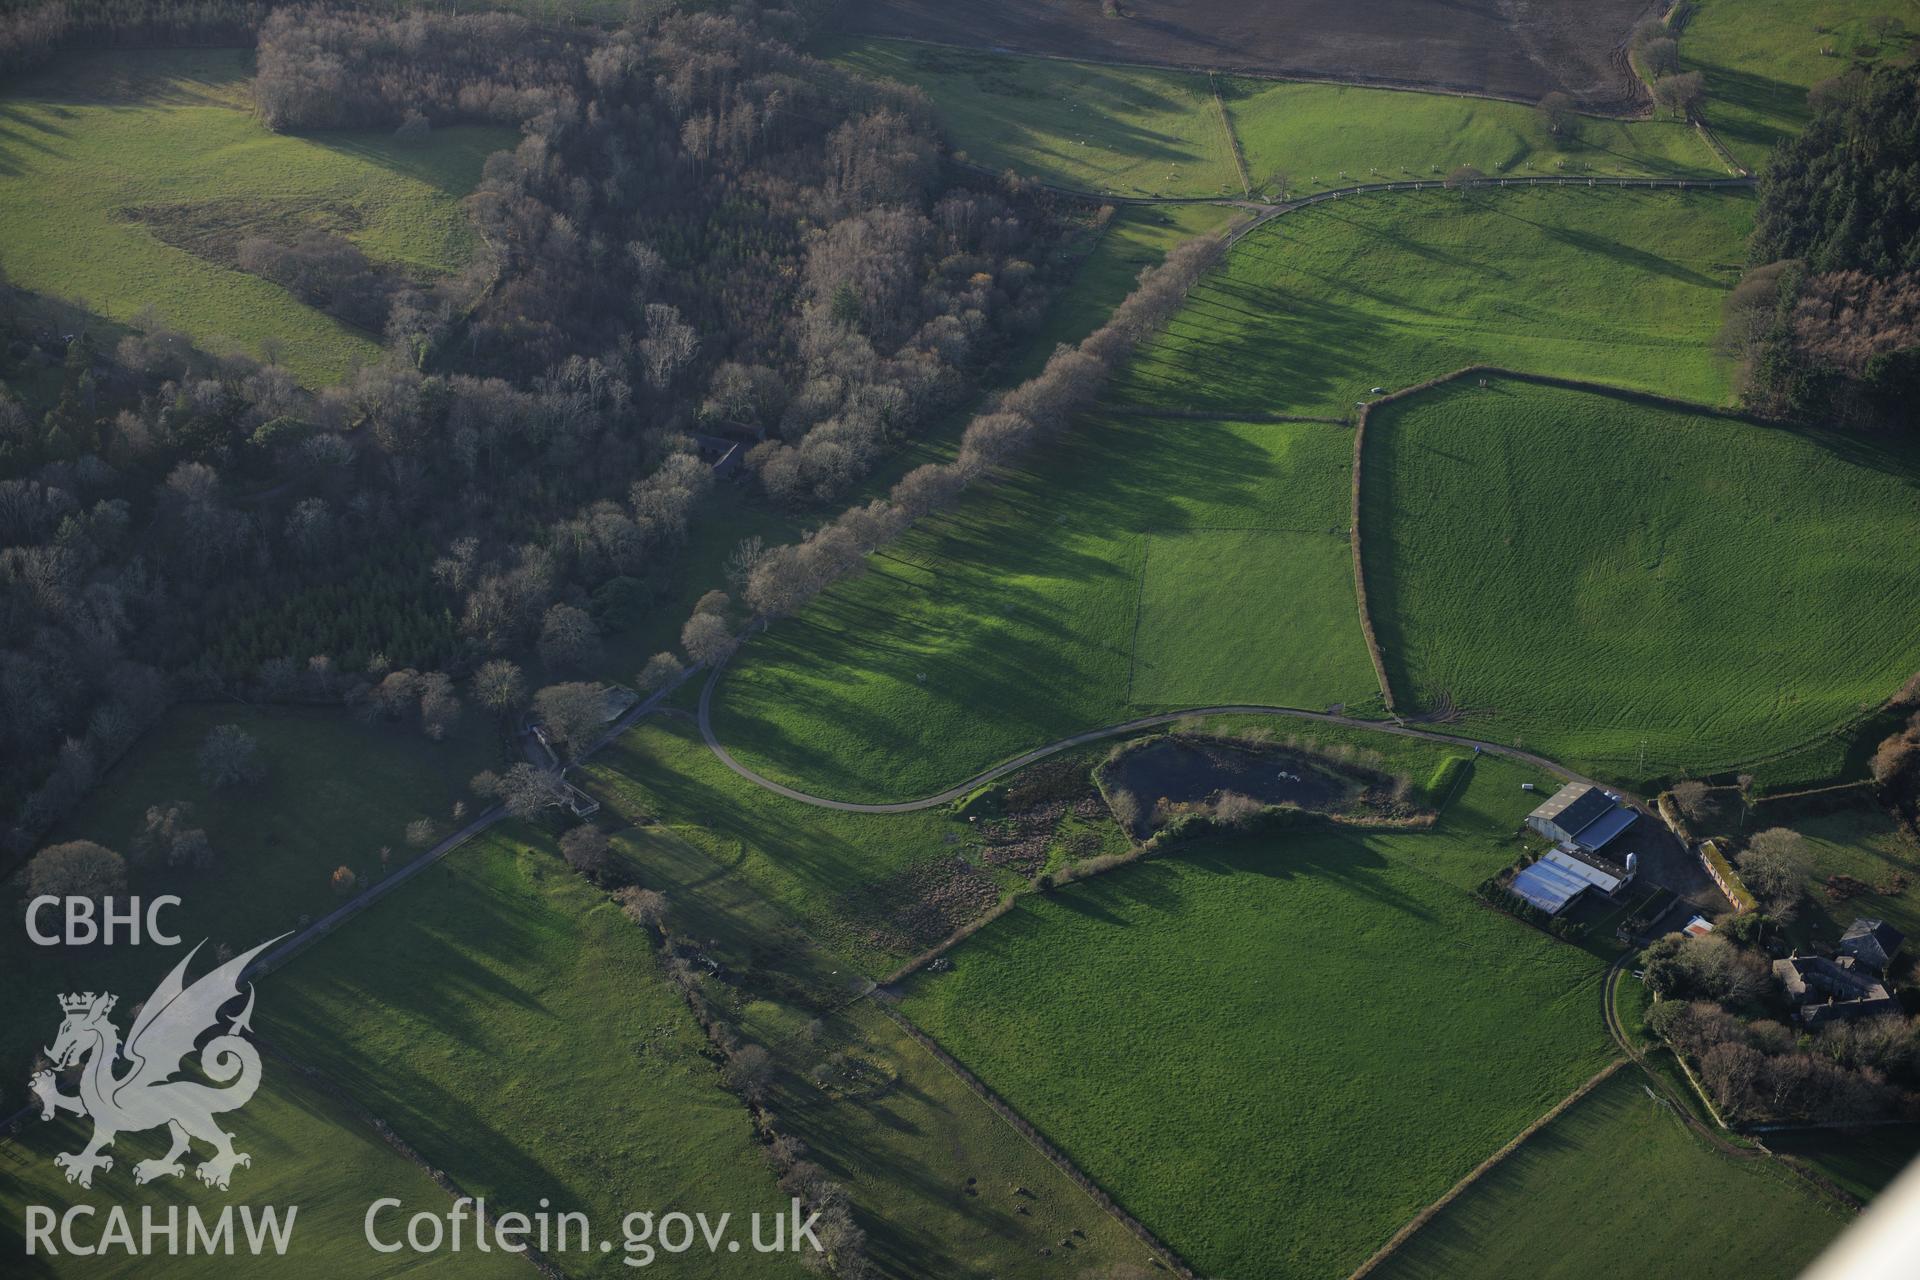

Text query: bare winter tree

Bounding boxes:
[198,724,267,790]
[637,652,684,693]
[1537,91,1577,137]
[533,682,608,757]
[474,659,528,720]
[640,303,699,391]
[559,824,611,879]
[681,612,738,667]
[617,885,669,929]
[1652,71,1705,118]
[27,840,127,904]
[1671,779,1711,823]
[537,603,602,673]
[1738,828,1811,911]
[475,763,569,818]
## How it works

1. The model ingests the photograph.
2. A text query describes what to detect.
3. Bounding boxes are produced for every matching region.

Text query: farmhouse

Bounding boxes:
[1772,953,1898,1028]
[1508,845,1639,917]
[1526,782,1638,853]
[1839,919,1905,977]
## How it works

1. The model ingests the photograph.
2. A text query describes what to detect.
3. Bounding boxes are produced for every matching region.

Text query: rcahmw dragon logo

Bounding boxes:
[28,936,285,1191]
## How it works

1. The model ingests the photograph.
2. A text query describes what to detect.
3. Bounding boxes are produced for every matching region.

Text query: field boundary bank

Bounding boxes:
[833,30,1655,118]
[976,163,1751,216]
[872,1000,1198,1279]
[698,661,1606,813]
[1103,405,1347,423]
[1208,70,1253,197]
[1345,1058,1627,1280]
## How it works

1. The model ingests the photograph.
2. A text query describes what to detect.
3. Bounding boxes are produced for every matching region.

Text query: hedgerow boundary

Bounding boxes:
[1344,1058,1627,1280]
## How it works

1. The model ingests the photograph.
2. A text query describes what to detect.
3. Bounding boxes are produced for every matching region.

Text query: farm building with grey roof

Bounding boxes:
[1526,782,1638,853]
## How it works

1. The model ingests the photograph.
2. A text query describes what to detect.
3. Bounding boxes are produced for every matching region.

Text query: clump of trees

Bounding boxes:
[1870,675,1920,823]
[1628,17,1701,119]
[1729,61,1920,427]
[131,801,213,872]
[1649,996,1919,1124]
[1641,919,1920,1125]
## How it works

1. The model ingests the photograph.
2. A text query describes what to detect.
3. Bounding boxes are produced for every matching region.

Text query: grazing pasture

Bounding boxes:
[0,703,498,1082]
[822,39,1719,197]
[1359,377,1920,786]
[1785,800,1920,944]
[1369,1069,1849,1280]
[584,718,978,976]
[0,49,508,385]
[1224,78,1719,190]
[822,39,1241,197]
[1766,1124,1920,1203]
[1130,527,1373,707]
[898,754,1614,1278]
[263,826,795,1279]
[710,416,1378,803]
[832,0,1652,108]
[770,1002,1152,1278]
[600,814,1148,1276]
[0,1073,527,1279]
[1116,187,1750,416]
[1684,0,1917,169]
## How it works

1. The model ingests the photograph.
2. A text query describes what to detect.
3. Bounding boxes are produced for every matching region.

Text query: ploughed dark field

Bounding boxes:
[835,0,1653,110]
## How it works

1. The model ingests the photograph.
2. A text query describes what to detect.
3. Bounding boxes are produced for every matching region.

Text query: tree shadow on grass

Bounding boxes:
[0,103,72,177]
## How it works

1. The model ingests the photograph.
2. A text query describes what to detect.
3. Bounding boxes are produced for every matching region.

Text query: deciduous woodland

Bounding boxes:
[0,1,1103,849]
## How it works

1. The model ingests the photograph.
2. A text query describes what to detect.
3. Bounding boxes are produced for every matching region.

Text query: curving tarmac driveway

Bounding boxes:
[696,664,1609,814]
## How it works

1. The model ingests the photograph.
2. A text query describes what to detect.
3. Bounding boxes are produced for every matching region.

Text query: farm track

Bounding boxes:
[1602,957,1863,1211]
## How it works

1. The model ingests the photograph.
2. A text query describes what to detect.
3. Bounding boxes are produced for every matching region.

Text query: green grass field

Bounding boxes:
[897,753,1615,1278]
[0,49,510,385]
[1766,1125,1920,1202]
[1369,1069,1849,1280]
[1131,527,1372,705]
[1224,78,1719,190]
[1359,376,1920,785]
[0,1072,527,1278]
[0,703,499,1082]
[710,415,1379,803]
[264,825,798,1279]
[1787,800,1920,944]
[821,39,1722,198]
[821,38,1243,196]
[598,805,1150,1277]
[1117,187,1750,416]
[769,1002,1152,1278]
[1684,0,1917,169]
[583,718,978,975]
